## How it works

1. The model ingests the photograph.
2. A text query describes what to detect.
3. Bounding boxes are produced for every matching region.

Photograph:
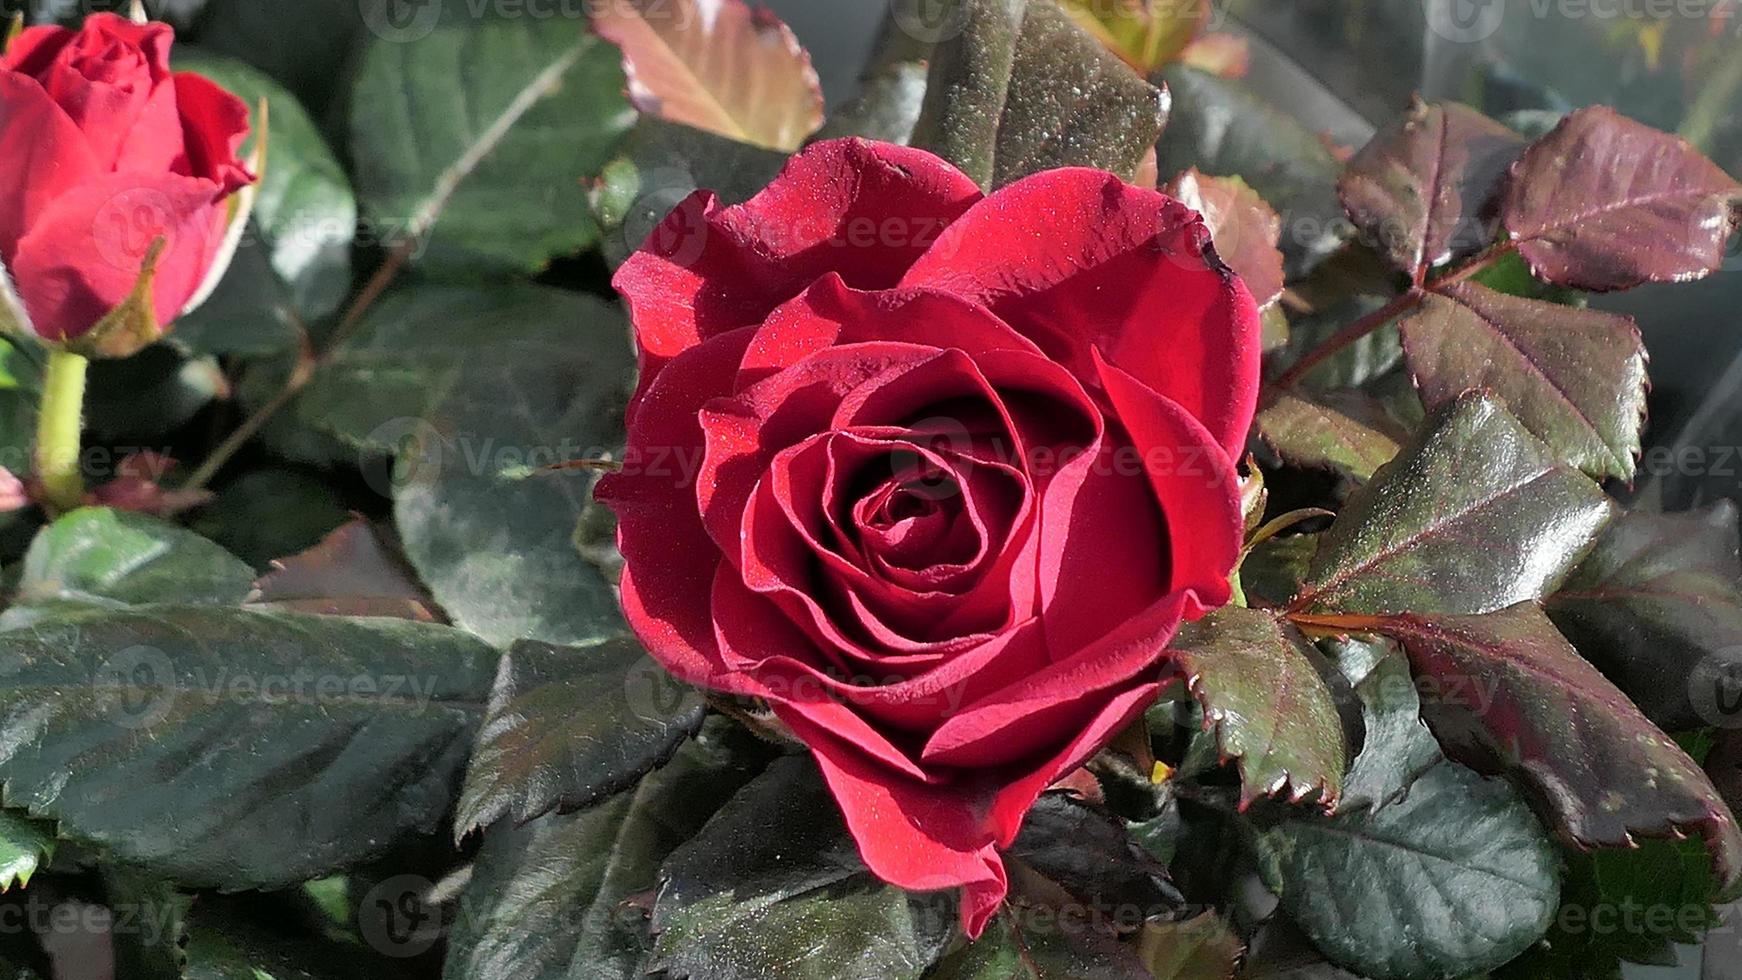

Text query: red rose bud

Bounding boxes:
[0,13,258,356]
[598,138,1262,937]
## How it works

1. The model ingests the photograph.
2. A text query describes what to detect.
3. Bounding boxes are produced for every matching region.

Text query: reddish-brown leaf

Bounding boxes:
[1503,105,1742,291]
[1339,98,1524,282]
[593,0,824,152]
[250,519,441,622]
[1399,282,1648,481]
[1370,603,1742,893]
[1167,168,1285,309]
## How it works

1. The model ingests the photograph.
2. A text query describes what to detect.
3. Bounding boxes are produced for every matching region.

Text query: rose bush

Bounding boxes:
[599,136,1261,932]
[0,12,254,346]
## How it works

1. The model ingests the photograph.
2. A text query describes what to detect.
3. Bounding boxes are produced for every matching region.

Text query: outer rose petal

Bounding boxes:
[799,728,1009,938]
[614,138,983,397]
[10,171,222,339]
[0,25,76,76]
[0,72,101,262]
[900,167,1263,458]
[171,72,255,194]
[1095,350,1243,618]
[596,327,762,694]
[30,16,175,168]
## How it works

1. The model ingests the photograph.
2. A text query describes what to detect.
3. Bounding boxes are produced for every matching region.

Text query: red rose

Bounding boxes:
[599,138,1260,935]
[0,13,254,346]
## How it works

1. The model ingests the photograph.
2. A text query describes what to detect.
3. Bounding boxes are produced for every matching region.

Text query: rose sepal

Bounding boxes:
[0,257,32,341]
[180,97,268,319]
[3,13,21,53]
[59,237,167,360]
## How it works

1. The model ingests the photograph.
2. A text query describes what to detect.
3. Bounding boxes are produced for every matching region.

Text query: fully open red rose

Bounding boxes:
[0,13,254,344]
[598,138,1261,935]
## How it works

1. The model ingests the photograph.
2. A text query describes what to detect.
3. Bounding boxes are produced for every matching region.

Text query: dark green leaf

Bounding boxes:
[14,507,254,608]
[590,118,787,268]
[927,911,1149,979]
[175,51,356,325]
[1256,389,1406,484]
[183,905,373,980]
[379,290,633,648]
[1497,838,1722,980]
[349,7,634,276]
[1240,534,1318,610]
[651,756,954,980]
[444,721,768,980]
[1546,502,1742,732]
[1169,607,1347,807]
[188,467,352,571]
[0,604,496,888]
[912,0,1167,190]
[102,866,192,980]
[1008,794,1182,917]
[1322,637,1440,813]
[1373,603,1742,894]
[1154,65,1345,276]
[1399,283,1648,480]
[1269,296,1403,392]
[456,635,704,835]
[84,346,225,442]
[1293,393,1615,615]
[0,811,52,891]
[1503,106,1742,291]
[1339,99,1523,281]
[1256,761,1560,980]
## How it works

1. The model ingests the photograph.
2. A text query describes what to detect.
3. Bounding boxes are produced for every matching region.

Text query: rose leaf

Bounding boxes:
[173,52,356,332]
[445,722,767,980]
[0,811,54,893]
[1293,392,1615,616]
[928,911,1151,980]
[911,0,1167,191]
[1503,105,1742,291]
[349,11,634,277]
[650,756,955,980]
[10,507,254,611]
[1338,98,1524,282]
[1169,606,1348,809]
[1166,168,1286,310]
[1546,502,1742,732]
[1008,794,1183,917]
[1255,760,1561,980]
[1055,0,1206,73]
[1371,602,1742,894]
[1398,282,1648,481]
[1154,65,1346,276]
[1256,389,1407,484]
[1495,838,1722,980]
[0,604,497,889]
[1322,636,1442,813]
[248,519,440,622]
[454,635,705,836]
[593,0,823,152]
[1137,913,1244,980]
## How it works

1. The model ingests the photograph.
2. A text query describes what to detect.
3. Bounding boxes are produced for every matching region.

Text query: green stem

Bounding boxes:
[34,349,89,514]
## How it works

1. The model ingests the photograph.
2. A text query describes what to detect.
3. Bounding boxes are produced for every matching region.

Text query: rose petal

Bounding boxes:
[1096,350,1243,617]
[171,71,255,194]
[614,138,983,396]
[596,327,759,693]
[0,72,101,263]
[900,167,1262,458]
[10,170,221,339]
[0,25,77,76]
